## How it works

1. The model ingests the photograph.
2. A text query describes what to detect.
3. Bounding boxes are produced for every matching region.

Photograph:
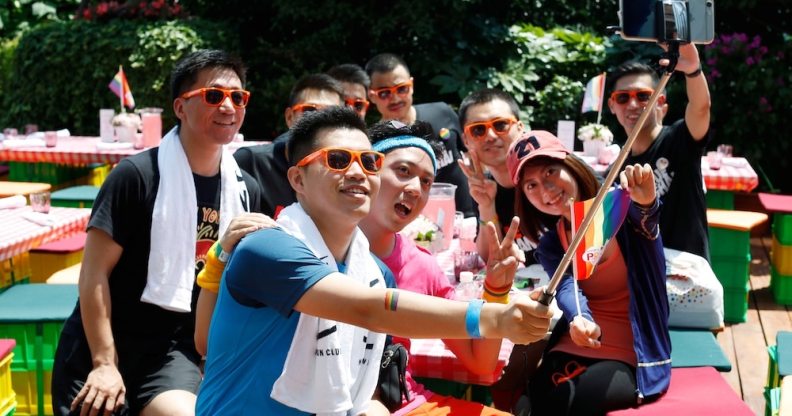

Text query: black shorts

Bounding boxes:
[51,328,201,416]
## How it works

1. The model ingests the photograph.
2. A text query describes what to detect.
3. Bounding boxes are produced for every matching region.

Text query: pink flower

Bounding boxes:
[746,57,755,66]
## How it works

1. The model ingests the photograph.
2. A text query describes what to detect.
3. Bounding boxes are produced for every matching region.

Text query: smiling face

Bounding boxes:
[174,67,245,146]
[608,73,666,136]
[367,147,435,233]
[368,64,413,121]
[462,98,524,168]
[295,127,380,224]
[519,159,579,221]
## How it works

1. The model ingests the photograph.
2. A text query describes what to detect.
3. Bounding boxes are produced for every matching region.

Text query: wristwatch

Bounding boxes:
[215,242,231,263]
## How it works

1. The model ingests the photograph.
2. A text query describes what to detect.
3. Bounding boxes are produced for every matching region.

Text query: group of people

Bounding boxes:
[50,39,714,416]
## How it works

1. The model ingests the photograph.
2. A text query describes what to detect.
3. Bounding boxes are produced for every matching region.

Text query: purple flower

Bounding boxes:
[760,97,768,106]
[710,69,721,79]
[735,33,748,43]
[749,35,761,49]
[746,57,755,66]
[707,57,718,66]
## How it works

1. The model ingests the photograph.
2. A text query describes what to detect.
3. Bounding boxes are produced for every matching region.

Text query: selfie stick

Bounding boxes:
[537,43,680,307]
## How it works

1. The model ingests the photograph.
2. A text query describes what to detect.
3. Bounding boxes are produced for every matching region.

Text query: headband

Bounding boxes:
[372,135,437,175]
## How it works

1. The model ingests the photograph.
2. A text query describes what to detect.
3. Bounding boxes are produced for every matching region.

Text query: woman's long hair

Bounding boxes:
[514,155,600,243]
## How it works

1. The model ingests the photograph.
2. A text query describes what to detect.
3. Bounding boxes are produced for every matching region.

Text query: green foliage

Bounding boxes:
[0,36,17,99]
[0,0,79,39]
[703,32,792,192]
[1,18,235,134]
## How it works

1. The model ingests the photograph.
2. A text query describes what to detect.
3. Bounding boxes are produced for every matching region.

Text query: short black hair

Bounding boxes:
[364,53,410,77]
[288,106,368,165]
[368,120,445,160]
[606,61,660,94]
[458,88,521,127]
[170,49,246,103]
[327,64,370,90]
[287,73,344,107]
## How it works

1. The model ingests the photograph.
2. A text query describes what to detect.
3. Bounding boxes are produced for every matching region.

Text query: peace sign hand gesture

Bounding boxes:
[458,152,497,210]
[483,216,521,289]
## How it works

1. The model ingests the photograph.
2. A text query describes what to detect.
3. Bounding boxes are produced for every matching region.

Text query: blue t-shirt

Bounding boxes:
[196,227,394,415]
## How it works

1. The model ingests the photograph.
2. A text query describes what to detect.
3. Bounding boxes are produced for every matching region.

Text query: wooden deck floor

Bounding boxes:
[717,235,788,415]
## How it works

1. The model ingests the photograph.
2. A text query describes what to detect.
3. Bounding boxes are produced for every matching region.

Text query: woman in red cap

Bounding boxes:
[506,130,670,415]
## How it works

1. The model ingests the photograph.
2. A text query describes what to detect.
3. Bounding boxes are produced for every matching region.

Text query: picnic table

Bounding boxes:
[0,206,90,262]
[0,136,268,166]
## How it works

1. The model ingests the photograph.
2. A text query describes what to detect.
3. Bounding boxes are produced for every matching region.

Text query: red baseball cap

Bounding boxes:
[506,130,571,186]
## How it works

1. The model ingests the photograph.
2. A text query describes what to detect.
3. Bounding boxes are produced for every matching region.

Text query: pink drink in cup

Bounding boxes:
[422,183,457,250]
[141,108,163,148]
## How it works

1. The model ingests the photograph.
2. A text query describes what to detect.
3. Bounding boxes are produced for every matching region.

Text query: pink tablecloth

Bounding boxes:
[702,156,759,192]
[0,136,269,166]
[577,153,758,192]
[409,338,514,385]
[0,206,90,262]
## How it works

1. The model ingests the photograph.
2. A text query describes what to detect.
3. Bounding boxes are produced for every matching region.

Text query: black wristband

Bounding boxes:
[685,67,703,78]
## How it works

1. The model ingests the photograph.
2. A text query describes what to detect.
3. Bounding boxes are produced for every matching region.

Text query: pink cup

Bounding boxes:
[707,151,722,170]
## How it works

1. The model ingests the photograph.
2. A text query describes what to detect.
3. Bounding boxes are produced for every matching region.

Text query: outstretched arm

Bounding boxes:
[662,43,711,140]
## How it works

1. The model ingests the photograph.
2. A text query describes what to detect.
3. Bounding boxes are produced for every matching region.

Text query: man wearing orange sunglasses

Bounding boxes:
[606,43,712,261]
[52,50,268,416]
[365,53,476,218]
[327,63,371,119]
[197,107,551,415]
[235,73,345,217]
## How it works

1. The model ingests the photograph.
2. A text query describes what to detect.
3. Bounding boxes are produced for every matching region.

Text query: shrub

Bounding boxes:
[1,18,235,134]
[703,32,792,192]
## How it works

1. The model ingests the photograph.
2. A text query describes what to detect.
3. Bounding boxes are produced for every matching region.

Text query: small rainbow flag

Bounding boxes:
[571,187,630,280]
[581,72,606,114]
[108,66,135,109]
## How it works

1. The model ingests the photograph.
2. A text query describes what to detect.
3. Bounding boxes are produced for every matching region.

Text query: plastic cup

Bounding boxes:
[717,144,733,157]
[30,191,51,214]
[140,108,163,148]
[99,109,115,142]
[707,151,723,170]
[44,131,57,147]
[423,183,457,250]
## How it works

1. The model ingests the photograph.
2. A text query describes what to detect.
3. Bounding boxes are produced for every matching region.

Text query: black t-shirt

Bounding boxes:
[62,148,262,348]
[234,141,296,218]
[620,119,710,259]
[414,102,476,218]
[491,182,539,265]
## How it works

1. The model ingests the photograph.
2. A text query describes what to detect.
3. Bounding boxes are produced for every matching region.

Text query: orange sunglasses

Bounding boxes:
[290,103,329,113]
[345,97,370,114]
[296,147,385,175]
[464,117,518,140]
[370,79,413,101]
[180,87,250,108]
[610,88,655,105]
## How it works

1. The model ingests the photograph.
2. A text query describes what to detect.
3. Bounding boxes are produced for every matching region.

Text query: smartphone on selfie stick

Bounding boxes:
[537,1,715,307]
[618,0,715,44]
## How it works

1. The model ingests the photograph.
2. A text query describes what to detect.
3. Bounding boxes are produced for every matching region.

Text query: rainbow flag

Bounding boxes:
[571,187,630,280]
[108,66,135,109]
[580,72,606,113]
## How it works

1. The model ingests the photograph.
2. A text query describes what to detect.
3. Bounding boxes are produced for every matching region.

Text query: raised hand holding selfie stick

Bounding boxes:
[537,42,680,307]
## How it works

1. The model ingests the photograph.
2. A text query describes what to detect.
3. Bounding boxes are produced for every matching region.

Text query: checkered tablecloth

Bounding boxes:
[409,338,514,385]
[702,156,759,192]
[0,137,141,165]
[576,153,759,192]
[0,136,269,165]
[0,206,90,262]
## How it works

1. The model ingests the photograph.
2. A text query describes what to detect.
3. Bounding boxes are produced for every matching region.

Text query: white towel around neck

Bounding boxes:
[141,126,249,312]
[271,203,387,416]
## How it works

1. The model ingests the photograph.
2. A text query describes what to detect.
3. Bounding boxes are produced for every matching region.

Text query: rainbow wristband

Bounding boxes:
[465,299,484,338]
